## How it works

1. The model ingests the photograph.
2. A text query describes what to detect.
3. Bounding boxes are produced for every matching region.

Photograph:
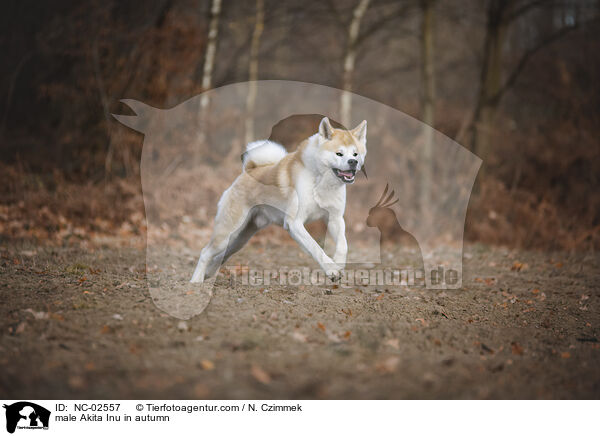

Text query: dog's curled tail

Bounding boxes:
[242,140,287,170]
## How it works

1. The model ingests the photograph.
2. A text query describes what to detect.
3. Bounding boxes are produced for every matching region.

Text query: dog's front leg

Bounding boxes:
[286,220,342,279]
[327,214,347,266]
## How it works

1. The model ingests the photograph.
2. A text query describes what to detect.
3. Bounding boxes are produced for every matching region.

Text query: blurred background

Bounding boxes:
[1,0,599,251]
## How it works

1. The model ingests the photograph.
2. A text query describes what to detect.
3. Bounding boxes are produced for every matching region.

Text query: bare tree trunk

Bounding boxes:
[340,0,370,127]
[420,0,435,215]
[91,40,114,181]
[468,0,585,162]
[470,0,511,159]
[245,0,265,144]
[198,0,222,145]
[0,53,31,141]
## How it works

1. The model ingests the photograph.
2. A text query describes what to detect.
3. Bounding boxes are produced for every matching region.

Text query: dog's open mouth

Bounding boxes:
[332,168,356,183]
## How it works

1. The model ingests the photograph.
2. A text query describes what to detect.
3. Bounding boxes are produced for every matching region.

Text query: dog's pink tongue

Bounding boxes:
[339,170,353,177]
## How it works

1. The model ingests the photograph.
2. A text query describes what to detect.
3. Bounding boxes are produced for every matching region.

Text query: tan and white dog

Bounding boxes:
[190,117,367,283]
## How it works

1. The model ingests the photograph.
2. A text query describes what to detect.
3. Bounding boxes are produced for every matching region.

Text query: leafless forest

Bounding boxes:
[1,0,599,249]
[1,0,600,399]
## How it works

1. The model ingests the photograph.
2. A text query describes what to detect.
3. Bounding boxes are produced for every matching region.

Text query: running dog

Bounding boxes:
[190,117,367,283]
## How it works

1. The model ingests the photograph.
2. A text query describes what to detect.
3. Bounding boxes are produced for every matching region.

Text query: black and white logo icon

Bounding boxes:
[3,402,50,434]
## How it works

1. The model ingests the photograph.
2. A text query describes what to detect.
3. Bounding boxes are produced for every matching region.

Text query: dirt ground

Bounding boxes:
[1,241,599,399]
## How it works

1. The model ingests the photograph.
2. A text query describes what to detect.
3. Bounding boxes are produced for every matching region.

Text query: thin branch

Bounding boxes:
[355,3,415,48]
[117,0,175,98]
[91,40,114,179]
[489,20,591,106]
[356,62,416,88]
[503,0,551,23]
[0,52,32,139]
[323,0,347,31]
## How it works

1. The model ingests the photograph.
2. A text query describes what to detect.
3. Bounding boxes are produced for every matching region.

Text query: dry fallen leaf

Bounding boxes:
[232,265,249,275]
[23,308,49,320]
[343,331,352,339]
[376,356,400,374]
[511,342,524,355]
[15,322,26,334]
[385,338,399,349]
[291,331,307,343]
[477,277,496,286]
[200,360,215,371]
[51,313,65,321]
[250,365,271,384]
[561,351,571,359]
[316,322,326,332]
[481,343,494,354]
[511,261,529,272]
[68,375,86,389]
[326,332,341,343]
[193,383,210,398]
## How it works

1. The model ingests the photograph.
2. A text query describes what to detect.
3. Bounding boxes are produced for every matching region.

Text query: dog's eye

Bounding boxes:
[336,152,343,156]
[353,153,358,156]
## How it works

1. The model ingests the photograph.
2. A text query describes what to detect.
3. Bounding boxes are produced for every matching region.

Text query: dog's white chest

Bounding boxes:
[314,175,346,210]
[302,175,346,222]
[302,195,328,222]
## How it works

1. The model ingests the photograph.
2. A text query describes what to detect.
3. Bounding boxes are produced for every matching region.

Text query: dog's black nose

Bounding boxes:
[348,159,358,167]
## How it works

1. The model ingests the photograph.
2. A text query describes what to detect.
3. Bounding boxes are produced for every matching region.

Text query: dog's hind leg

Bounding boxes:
[222,219,263,263]
[191,208,253,283]
[202,218,263,279]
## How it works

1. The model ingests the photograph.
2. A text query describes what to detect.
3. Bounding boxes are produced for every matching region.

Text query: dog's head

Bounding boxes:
[316,117,367,184]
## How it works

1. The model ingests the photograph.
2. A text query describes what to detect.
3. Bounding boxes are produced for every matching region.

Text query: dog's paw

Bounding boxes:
[325,265,343,283]
[328,273,342,283]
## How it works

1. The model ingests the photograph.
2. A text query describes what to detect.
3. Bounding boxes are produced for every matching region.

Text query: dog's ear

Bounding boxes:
[351,120,367,143]
[319,117,333,140]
